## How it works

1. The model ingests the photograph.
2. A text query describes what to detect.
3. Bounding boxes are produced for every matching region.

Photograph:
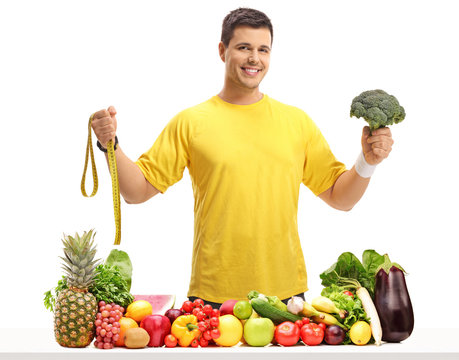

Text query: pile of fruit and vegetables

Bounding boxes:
[44,230,414,349]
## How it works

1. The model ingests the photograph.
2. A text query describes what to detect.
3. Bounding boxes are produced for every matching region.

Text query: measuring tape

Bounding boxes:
[81,113,121,245]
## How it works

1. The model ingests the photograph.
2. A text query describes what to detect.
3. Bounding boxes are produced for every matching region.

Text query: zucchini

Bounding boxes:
[251,298,302,325]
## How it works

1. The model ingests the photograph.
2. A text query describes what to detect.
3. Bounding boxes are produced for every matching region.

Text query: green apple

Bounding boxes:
[243,318,275,346]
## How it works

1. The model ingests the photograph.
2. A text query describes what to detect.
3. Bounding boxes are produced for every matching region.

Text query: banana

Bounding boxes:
[300,301,322,318]
[312,312,348,330]
[312,296,348,319]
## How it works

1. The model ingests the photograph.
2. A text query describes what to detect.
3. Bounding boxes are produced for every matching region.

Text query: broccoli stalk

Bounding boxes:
[350,89,405,132]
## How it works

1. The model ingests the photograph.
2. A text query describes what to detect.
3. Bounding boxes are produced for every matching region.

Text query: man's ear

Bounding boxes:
[218,42,226,62]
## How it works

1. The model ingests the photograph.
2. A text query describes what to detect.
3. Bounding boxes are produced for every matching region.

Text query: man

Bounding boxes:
[91,8,394,307]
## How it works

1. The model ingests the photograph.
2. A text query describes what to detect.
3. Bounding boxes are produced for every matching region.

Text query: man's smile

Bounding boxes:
[241,67,262,76]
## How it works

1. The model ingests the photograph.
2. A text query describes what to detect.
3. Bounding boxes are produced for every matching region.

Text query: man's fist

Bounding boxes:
[361,126,394,165]
[91,106,117,148]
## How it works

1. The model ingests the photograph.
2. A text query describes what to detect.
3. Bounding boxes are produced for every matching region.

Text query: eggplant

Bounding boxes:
[374,256,414,343]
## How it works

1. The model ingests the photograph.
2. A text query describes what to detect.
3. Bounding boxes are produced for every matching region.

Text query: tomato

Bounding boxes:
[192,308,201,317]
[210,317,219,327]
[300,323,324,346]
[202,305,213,317]
[197,311,207,321]
[198,321,207,332]
[210,328,221,339]
[203,330,212,341]
[317,322,327,331]
[295,320,303,329]
[199,336,209,347]
[274,321,300,346]
[302,317,310,325]
[182,301,193,314]
[343,290,354,298]
[191,339,199,347]
[164,334,177,348]
[193,299,205,308]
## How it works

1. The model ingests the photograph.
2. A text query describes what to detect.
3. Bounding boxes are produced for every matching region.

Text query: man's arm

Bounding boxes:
[103,147,160,204]
[92,106,160,204]
[318,167,369,211]
[318,126,394,211]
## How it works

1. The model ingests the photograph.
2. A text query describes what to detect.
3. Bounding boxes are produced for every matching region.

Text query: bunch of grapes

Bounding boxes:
[181,298,220,347]
[93,301,124,349]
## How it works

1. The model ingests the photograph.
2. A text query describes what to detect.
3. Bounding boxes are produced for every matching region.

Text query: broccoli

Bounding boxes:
[350,89,406,132]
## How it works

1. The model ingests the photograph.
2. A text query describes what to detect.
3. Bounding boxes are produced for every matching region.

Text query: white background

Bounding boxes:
[1,0,458,330]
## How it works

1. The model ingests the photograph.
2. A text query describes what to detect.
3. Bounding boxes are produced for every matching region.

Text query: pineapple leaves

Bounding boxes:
[45,231,134,312]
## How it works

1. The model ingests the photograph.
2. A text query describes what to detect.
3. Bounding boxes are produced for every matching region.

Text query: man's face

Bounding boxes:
[219,25,271,91]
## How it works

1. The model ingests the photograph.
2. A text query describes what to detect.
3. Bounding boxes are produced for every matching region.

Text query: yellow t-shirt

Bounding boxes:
[136,94,346,302]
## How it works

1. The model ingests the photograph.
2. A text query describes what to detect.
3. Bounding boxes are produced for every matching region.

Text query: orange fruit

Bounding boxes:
[125,300,153,323]
[116,317,139,347]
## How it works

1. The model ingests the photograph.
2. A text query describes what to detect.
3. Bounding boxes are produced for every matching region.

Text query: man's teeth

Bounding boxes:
[244,68,259,73]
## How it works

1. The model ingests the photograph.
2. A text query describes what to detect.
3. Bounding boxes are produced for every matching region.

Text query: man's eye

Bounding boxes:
[239,46,249,50]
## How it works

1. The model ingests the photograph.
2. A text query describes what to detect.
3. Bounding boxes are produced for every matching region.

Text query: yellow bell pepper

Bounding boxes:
[171,314,200,347]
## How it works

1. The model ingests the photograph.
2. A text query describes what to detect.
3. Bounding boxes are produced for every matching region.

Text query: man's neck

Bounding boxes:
[218,86,263,105]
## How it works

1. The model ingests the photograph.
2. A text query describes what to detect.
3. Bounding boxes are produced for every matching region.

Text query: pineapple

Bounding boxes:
[54,229,101,347]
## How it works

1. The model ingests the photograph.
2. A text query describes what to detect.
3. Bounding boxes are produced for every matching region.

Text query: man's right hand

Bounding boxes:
[91,106,118,148]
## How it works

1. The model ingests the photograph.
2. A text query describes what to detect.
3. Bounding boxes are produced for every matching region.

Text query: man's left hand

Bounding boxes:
[362,126,394,165]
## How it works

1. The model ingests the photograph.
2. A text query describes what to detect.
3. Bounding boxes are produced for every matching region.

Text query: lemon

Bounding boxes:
[349,321,372,345]
[214,315,243,347]
[125,300,153,323]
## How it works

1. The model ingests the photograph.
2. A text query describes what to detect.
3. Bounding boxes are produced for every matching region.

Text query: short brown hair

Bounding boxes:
[221,8,273,47]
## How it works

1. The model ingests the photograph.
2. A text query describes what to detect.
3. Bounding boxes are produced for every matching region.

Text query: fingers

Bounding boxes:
[362,126,394,162]
[371,147,390,159]
[368,138,392,159]
[369,139,392,157]
[91,106,117,148]
[93,109,110,119]
[107,105,117,115]
[371,127,392,137]
[367,135,394,145]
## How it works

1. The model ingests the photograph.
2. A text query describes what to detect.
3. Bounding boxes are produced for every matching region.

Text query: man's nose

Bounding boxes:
[248,50,259,64]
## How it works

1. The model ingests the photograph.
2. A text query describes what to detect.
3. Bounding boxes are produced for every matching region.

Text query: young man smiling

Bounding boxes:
[91,8,394,306]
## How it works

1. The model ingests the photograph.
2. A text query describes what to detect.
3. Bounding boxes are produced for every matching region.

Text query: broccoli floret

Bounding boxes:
[350,89,405,132]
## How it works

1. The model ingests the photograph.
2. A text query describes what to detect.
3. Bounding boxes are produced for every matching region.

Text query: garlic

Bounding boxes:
[287,296,304,315]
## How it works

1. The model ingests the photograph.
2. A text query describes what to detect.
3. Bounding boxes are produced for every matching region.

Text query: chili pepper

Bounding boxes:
[171,315,201,347]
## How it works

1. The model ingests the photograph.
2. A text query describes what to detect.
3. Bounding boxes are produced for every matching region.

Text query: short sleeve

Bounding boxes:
[135,113,191,193]
[302,115,347,196]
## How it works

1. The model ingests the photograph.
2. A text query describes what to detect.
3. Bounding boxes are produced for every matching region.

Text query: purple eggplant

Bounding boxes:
[374,256,414,343]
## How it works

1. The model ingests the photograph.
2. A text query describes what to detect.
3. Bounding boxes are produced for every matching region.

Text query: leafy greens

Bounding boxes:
[319,249,385,298]
[44,264,134,311]
[321,284,370,344]
[105,249,133,291]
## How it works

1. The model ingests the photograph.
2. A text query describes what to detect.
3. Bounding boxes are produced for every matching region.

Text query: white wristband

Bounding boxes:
[355,151,377,178]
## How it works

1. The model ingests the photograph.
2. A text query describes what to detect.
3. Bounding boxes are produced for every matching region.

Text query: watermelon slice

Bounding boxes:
[133,295,176,315]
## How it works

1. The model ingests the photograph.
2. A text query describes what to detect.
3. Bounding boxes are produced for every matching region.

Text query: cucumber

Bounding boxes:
[251,298,302,325]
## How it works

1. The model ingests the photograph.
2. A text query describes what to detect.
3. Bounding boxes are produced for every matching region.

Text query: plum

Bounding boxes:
[324,325,345,345]
[164,309,182,326]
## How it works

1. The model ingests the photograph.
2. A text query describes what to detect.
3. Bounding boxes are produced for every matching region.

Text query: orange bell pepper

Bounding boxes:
[171,315,200,347]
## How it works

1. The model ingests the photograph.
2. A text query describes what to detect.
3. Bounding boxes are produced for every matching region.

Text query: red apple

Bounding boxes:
[219,299,239,316]
[140,315,171,347]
